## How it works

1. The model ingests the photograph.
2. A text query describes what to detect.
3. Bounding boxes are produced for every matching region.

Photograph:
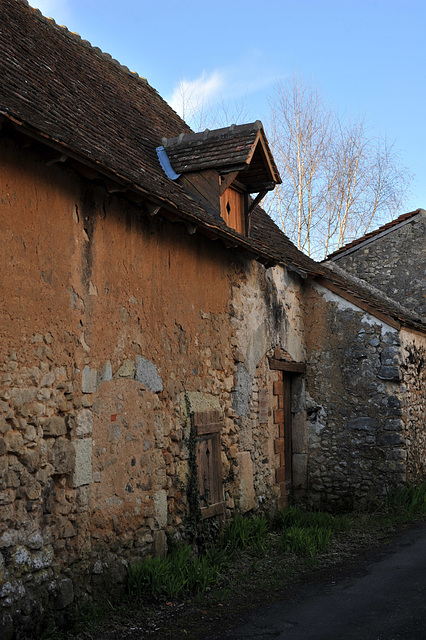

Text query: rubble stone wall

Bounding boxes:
[399,329,426,483]
[0,139,302,635]
[303,282,409,510]
[331,211,426,317]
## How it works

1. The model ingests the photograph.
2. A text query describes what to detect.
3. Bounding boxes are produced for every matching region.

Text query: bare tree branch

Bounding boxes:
[266,75,412,259]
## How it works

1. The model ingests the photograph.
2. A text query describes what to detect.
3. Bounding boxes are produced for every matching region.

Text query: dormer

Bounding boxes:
[157,121,281,236]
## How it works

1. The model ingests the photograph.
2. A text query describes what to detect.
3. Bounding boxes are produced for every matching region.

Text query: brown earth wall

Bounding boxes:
[0,138,292,635]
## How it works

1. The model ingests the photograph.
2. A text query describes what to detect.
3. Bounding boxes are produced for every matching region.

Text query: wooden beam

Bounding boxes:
[201,502,225,519]
[246,131,280,184]
[185,222,198,235]
[46,153,68,166]
[269,359,305,373]
[248,190,267,214]
[219,171,239,196]
[146,203,161,217]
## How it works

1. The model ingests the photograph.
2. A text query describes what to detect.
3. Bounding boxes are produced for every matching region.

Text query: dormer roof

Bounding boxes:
[161,121,281,193]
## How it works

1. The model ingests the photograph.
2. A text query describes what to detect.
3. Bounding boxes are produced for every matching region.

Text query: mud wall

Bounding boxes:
[0,137,302,635]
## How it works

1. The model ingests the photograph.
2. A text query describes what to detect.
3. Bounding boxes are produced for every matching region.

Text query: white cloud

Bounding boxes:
[169,70,224,120]
[168,52,278,127]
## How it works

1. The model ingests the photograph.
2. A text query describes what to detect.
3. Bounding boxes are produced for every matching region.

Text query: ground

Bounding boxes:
[58,518,426,640]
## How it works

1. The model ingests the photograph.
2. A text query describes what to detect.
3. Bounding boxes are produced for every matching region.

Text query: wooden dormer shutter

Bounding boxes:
[220,185,246,235]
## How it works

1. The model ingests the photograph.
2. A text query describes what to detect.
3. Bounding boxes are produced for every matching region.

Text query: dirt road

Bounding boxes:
[205,522,426,640]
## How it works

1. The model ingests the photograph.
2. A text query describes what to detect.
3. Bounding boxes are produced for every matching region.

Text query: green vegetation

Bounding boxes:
[385,483,426,521]
[34,482,426,638]
[127,545,224,599]
[126,506,351,600]
[126,483,426,602]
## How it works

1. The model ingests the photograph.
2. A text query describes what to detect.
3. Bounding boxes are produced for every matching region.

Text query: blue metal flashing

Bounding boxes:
[156,146,180,180]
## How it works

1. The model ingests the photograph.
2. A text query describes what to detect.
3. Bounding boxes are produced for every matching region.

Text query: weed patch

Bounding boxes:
[127,544,223,599]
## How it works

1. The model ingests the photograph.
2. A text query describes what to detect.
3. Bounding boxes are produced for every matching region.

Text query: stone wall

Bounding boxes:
[330,211,426,318]
[399,330,426,483]
[0,138,302,635]
[303,282,409,510]
[229,263,306,511]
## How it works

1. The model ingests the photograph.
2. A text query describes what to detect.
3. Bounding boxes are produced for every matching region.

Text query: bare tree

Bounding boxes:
[266,75,411,259]
[170,76,249,132]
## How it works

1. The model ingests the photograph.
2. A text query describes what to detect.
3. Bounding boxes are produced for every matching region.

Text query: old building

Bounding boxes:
[0,1,424,635]
[327,208,426,318]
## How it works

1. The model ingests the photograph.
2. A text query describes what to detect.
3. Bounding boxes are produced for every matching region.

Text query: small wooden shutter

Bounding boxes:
[192,411,225,518]
[220,186,246,235]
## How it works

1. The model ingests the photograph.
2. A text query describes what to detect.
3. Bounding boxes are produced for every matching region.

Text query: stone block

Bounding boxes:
[377,366,400,381]
[73,438,93,487]
[384,395,401,414]
[292,453,308,489]
[347,417,378,432]
[381,347,398,366]
[43,416,66,437]
[82,366,98,394]
[382,331,400,346]
[154,529,167,557]
[384,418,403,431]
[377,432,404,446]
[236,451,255,513]
[135,356,163,392]
[54,578,74,610]
[4,431,24,454]
[75,409,93,437]
[98,360,112,383]
[154,490,167,528]
[49,438,76,474]
[179,392,220,421]
[176,460,188,484]
[232,363,252,417]
[114,359,136,379]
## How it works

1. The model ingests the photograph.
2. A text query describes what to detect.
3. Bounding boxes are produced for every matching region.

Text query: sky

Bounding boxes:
[29,0,426,212]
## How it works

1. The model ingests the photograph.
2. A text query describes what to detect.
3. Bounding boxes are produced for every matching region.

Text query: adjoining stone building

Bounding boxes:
[0,1,424,635]
[327,208,426,318]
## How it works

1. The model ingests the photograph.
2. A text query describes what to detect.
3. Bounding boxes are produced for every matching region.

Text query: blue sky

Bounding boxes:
[30,0,426,211]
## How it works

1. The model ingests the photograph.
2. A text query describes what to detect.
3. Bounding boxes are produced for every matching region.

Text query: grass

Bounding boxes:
[126,543,226,600]
[385,483,426,521]
[36,482,426,638]
[126,506,352,601]
[126,483,426,602]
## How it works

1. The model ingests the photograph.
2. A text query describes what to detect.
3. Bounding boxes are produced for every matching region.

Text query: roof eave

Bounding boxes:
[1,111,280,268]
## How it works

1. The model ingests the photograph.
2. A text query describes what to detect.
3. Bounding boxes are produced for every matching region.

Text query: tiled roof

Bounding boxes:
[0,0,277,259]
[251,210,424,332]
[1,0,211,222]
[318,261,425,331]
[162,122,280,184]
[327,209,424,259]
[0,1,423,334]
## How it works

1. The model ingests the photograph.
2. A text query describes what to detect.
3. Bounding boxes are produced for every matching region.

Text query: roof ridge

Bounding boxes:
[327,208,424,259]
[24,0,155,89]
[162,120,263,148]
